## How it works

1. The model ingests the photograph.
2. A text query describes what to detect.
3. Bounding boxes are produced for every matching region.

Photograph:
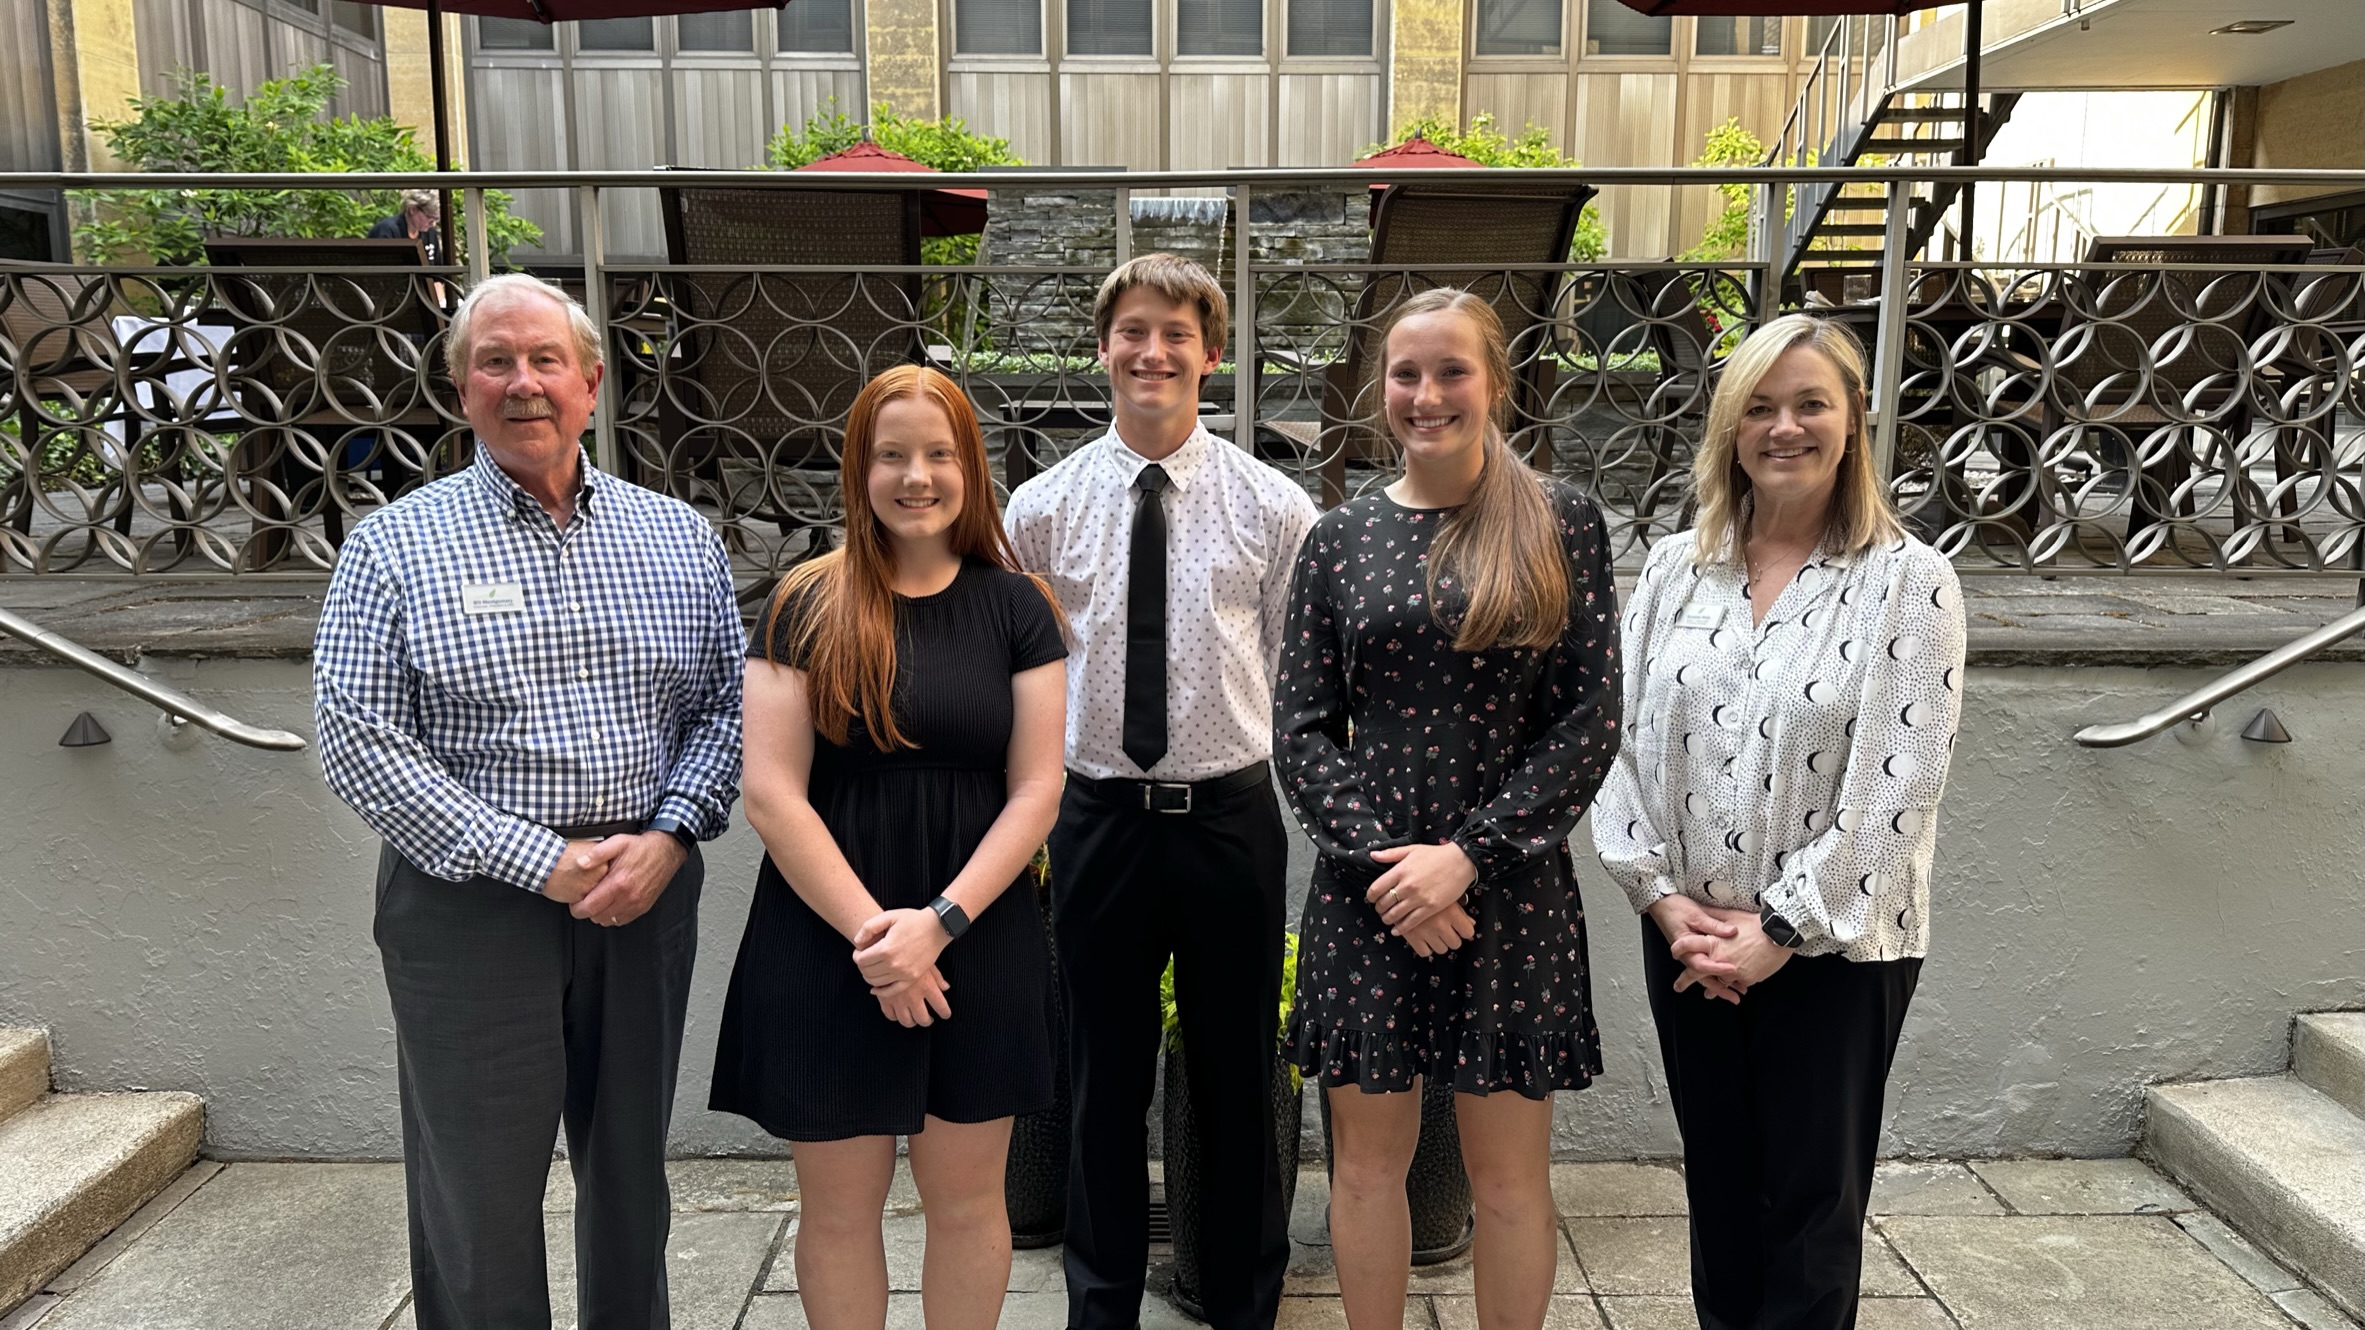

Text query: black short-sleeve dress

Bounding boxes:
[710,558,1068,1140]
[1275,481,1621,1099]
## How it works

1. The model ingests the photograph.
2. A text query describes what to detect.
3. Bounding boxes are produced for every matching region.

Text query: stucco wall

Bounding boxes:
[0,655,2358,1160]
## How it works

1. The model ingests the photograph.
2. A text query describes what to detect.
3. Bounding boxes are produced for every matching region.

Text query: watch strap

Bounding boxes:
[648,819,698,852]
[1759,902,1802,949]
[928,896,971,940]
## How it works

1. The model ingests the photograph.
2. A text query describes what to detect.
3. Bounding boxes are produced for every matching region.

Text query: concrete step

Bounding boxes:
[2295,1011,2365,1118]
[0,1090,204,1313]
[2145,1074,2365,1323]
[0,1028,47,1124]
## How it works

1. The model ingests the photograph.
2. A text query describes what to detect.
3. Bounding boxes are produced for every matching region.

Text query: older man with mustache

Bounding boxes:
[314,274,744,1330]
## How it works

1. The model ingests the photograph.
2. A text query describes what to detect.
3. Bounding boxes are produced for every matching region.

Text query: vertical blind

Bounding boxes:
[957,0,1045,54]
[1287,0,1371,57]
[1178,0,1261,56]
[779,0,855,52]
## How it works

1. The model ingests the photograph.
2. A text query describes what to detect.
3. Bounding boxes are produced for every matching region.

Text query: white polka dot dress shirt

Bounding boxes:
[1590,530,1966,961]
[1005,425,1320,782]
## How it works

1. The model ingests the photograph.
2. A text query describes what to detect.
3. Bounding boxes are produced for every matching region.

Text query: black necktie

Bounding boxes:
[1122,464,1170,773]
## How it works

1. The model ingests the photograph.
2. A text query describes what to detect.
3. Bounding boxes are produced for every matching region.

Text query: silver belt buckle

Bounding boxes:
[1143,782,1194,814]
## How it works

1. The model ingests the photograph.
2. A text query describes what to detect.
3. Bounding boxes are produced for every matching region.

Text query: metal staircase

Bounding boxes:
[1767,16,2022,297]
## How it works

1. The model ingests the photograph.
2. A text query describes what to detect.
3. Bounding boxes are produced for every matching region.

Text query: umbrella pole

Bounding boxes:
[429,0,455,266]
[1957,0,1982,262]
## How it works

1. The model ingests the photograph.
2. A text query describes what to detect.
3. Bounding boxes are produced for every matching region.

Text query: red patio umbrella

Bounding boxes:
[1354,133,1485,197]
[792,139,991,237]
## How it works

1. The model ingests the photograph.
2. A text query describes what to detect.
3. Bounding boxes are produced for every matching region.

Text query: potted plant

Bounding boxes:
[1160,933,1303,1320]
[1004,850,1069,1247]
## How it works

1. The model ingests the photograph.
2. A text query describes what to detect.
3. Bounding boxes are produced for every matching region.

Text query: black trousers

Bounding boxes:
[1640,918,1921,1330]
[1050,774,1293,1330]
[375,844,702,1330]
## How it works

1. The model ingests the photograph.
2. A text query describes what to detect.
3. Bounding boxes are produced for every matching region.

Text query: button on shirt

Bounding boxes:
[314,446,745,892]
[1004,425,1319,782]
[1591,530,1966,961]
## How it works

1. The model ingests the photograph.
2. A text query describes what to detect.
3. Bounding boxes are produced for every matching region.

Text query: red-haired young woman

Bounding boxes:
[711,365,1069,1330]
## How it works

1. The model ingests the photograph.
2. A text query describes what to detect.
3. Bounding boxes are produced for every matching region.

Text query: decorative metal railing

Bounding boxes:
[3,166,2359,580]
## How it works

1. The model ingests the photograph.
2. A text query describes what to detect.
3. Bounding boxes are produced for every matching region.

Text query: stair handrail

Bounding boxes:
[0,606,309,751]
[2073,605,2365,749]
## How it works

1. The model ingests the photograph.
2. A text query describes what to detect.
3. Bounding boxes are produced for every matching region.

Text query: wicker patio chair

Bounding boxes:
[654,184,926,540]
[1258,180,1594,507]
[203,237,455,564]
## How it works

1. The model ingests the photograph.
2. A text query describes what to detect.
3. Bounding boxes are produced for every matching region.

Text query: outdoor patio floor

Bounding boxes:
[4,1156,2355,1330]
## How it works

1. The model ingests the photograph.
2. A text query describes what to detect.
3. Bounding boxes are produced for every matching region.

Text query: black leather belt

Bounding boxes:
[552,819,645,841]
[1068,762,1269,815]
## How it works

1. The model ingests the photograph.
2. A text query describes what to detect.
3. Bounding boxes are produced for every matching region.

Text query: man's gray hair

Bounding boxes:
[401,188,441,217]
[445,273,604,378]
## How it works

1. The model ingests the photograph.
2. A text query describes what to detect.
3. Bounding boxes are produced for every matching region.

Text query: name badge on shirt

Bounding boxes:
[1677,603,1725,630]
[462,582,526,615]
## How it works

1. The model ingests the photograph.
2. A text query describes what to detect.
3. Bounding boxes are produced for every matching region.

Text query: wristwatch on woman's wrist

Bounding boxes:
[1758,902,1802,949]
[927,895,971,941]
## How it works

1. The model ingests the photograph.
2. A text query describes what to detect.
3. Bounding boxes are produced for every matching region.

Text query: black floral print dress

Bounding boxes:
[1276,480,1621,1098]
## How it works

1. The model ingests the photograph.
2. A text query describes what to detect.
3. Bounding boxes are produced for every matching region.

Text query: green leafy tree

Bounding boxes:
[76,65,539,266]
[766,102,1024,266]
[1681,118,1786,263]
[1368,113,1608,261]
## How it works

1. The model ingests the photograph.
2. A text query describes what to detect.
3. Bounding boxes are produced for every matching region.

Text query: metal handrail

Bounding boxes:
[0,607,309,751]
[2073,605,2365,749]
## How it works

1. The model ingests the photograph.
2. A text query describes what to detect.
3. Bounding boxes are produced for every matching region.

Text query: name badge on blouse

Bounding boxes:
[462,582,526,615]
[1677,603,1725,630]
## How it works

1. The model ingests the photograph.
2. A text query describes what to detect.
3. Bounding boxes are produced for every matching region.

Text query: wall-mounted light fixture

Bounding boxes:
[59,712,112,747]
[2241,708,2293,743]
[2211,19,2296,34]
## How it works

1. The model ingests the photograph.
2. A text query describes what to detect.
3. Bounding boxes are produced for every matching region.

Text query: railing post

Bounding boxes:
[1870,181,1912,481]
[579,184,617,470]
[1114,186,1133,265]
[1233,182,1255,450]
[463,187,490,286]
[1749,182,1779,326]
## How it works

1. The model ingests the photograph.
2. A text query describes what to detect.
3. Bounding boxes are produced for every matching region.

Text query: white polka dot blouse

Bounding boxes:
[1590,529,1968,961]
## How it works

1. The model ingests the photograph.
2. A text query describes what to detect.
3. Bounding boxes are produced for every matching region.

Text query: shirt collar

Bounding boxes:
[469,443,604,522]
[1104,422,1213,493]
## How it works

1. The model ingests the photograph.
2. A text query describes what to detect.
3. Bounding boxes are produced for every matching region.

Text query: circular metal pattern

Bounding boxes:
[4,259,2356,577]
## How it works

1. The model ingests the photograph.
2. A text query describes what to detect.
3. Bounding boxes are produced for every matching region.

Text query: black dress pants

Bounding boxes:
[1050,774,1293,1330]
[1640,918,1921,1330]
[375,844,702,1330]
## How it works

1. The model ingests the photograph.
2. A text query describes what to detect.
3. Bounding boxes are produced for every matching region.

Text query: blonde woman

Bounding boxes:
[1592,314,1966,1330]
[1276,288,1620,1330]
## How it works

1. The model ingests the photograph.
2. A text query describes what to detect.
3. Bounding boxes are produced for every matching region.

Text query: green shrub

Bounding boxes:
[1368,113,1608,262]
[75,65,540,268]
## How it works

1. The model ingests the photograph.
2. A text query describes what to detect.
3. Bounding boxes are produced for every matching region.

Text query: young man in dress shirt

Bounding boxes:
[1004,253,1319,1330]
[314,274,743,1330]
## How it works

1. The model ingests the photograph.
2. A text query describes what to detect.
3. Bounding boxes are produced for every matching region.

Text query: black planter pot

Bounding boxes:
[1163,1046,1304,1321]
[1317,1076,1476,1264]
[1004,884,1071,1248]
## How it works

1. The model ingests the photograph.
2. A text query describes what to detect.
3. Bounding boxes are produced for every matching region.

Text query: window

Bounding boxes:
[329,0,376,37]
[479,16,555,49]
[577,17,655,50]
[1695,15,1776,56]
[677,10,753,49]
[956,0,1042,54]
[1287,0,1370,57]
[1179,0,1260,55]
[1067,0,1152,54]
[1583,0,1667,54]
[1474,0,1560,56]
[1804,15,1871,59]
[779,0,854,53]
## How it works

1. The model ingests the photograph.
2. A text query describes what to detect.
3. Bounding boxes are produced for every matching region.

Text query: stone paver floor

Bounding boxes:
[3,1157,2355,1330]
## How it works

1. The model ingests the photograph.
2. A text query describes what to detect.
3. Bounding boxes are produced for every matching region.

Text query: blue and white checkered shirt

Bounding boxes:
[314,446,744,892]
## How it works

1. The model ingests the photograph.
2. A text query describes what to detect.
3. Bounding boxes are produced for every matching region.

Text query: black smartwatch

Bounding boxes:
[647,818,697,853]
[1759,902,1802,950]
[927,895,972,941]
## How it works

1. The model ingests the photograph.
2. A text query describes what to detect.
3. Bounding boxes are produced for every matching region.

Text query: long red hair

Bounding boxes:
[763,365,1061,749]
